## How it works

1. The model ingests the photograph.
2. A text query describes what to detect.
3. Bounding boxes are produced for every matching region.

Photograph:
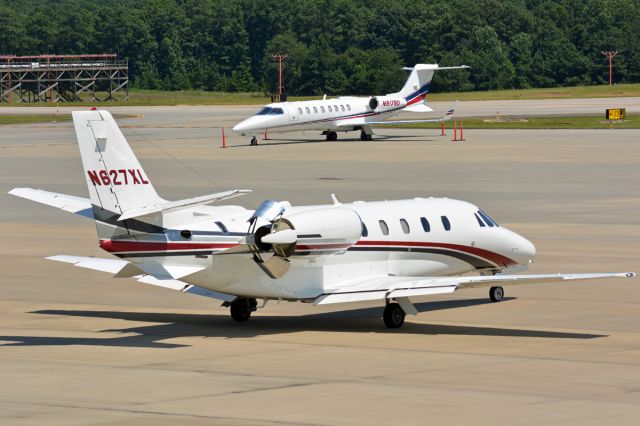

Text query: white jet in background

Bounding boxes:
[233,63,465,144]
[10,111,635,328]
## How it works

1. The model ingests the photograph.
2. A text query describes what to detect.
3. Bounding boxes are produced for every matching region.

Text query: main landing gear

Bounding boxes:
[489,286,504,302]
[230,297,258,321]
[383,303,406,328]
[250,136,258,146]
[360,129,373,141]
[325,131,338,141]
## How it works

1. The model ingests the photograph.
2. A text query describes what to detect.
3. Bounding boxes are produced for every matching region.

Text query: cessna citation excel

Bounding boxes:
[233,63,464,144]
[10,111,635,328]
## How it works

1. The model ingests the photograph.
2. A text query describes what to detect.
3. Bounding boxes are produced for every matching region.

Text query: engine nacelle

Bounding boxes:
[278,207,363,255]
[368,96,406,112]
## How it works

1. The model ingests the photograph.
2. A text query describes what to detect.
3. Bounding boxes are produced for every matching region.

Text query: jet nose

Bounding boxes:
[514,234,536,264]
[232,121,246,133]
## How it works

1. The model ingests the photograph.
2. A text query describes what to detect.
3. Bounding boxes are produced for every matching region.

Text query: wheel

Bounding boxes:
[489,286,504,302]
[250,137,258,146]
[383,303,405,328]
[230,297,257,321]
[360,131,373,141]
[326,131,337,141]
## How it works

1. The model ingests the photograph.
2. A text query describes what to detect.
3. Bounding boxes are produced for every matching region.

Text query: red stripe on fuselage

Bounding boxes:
[355,240,516,267]
[99,240,238,253]
[98,239,516,267]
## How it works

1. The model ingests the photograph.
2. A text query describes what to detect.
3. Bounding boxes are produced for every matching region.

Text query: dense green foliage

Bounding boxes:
[1,0,639,95]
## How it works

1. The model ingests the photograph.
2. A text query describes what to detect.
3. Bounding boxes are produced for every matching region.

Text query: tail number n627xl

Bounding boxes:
[87,169,150,186]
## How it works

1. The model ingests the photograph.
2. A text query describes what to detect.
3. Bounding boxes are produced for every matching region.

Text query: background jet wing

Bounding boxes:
[47,255,236,302]
[314,271,635,305]
[9,188,93,218]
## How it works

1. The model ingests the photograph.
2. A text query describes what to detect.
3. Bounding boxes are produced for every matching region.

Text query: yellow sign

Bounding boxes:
[606,108,626,120]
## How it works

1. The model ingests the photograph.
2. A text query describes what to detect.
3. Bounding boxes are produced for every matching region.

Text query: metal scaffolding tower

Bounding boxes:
[0,54,128,103]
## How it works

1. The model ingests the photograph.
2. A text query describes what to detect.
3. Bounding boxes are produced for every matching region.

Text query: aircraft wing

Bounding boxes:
[314,271,635,305]
[47,255,236,302]
[9,188,93,218]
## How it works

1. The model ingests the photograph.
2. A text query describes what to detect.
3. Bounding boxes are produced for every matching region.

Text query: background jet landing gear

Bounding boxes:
[360,129,373,141]
[230,297,258,321]
[489,286,504,302]
[383,302,406,328]
[250,136,258,146]
[324,131,338,141]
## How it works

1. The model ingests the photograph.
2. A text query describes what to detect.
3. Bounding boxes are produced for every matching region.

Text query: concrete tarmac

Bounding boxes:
[1,108,639,425]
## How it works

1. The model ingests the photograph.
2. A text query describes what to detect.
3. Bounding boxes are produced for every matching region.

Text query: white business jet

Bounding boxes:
[233,63,465,144]
[10,111,635,328]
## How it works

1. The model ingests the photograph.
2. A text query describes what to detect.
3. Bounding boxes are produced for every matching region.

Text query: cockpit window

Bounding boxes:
[478,210,497,227]
[474,213,486,227]
[256,107,284,115]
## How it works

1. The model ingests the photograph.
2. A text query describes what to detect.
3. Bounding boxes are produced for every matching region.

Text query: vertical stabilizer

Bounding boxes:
[393,64,469,106]
[73,110,165,237]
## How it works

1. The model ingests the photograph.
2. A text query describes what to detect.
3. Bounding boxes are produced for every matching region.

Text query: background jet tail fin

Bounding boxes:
[72,110,164,217]
[394,64,470,105]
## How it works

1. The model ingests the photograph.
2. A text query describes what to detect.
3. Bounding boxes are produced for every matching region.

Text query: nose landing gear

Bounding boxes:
[250,136,258,146]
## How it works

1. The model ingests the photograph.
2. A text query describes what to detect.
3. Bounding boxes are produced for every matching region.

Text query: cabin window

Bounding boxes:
[475,213,486,227]
[361,222,368,237]
[479,210,498,227]
[420,217,430,232]
[305,107,310,114]
[340,105,345,112]
[347,104,351,111]
[334,104,339,112]
[379,220,389,236]
[400,219,410,234]
[441,216,451,231]
[320,106,325,113]
[328,105,332,112]
[298,108,303,115]
[215,221,228,233]
[313,107,318,113]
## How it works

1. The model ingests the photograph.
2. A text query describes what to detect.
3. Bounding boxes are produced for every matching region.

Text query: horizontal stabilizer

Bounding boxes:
[401,65,470,71]
[47,254,236,302]
[9,188,93,218]
[118,189,251,221]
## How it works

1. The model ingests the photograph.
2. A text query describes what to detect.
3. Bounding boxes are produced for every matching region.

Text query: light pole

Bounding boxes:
[272,54,287,101]
[601,50,619,86]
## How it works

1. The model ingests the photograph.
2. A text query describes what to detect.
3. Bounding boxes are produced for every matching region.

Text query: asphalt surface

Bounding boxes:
[1,100,639,425]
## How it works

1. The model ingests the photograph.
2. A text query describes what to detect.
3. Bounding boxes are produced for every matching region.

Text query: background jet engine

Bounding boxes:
[368,96,407,112]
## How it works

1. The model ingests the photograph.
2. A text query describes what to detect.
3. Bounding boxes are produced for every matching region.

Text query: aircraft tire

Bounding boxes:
[230,297,257,321]
[383,303,405,328]
[489,286,504,302]
[326,131,337,141]
[250,137,258,146]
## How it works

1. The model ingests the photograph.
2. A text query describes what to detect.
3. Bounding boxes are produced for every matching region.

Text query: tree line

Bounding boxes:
[1,0,639,95]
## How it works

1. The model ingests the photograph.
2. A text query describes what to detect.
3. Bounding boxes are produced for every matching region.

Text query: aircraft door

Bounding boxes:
[286,105,298,121]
